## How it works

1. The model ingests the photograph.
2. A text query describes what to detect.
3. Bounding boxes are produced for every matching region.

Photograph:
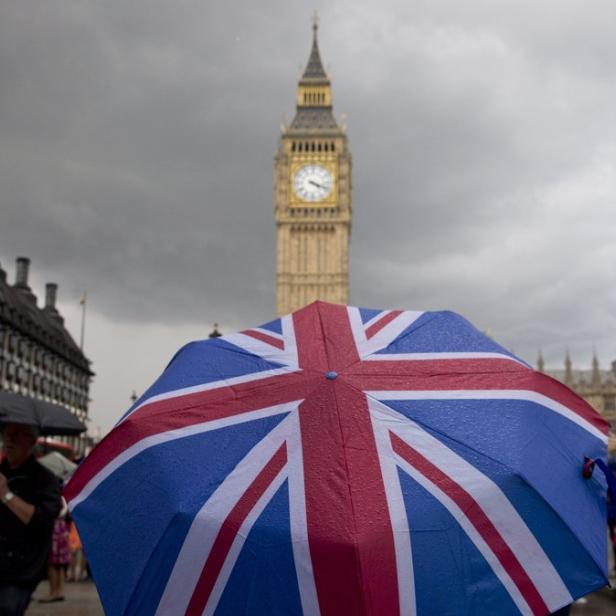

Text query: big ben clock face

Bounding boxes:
[293,164,333,202]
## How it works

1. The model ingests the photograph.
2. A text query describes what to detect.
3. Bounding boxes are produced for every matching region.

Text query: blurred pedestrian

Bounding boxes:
[39,496,70,603]
[67,517,84,582]
[0,422,61,616]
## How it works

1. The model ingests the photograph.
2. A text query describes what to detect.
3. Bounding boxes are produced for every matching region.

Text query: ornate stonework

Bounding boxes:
[538,349,616,427]
[274,21,352,316]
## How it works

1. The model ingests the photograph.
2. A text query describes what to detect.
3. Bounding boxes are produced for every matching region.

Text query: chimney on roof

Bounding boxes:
[45,283,58,311]
[43,282,64,325]
[15,257,30,288]
[14,256,37,303]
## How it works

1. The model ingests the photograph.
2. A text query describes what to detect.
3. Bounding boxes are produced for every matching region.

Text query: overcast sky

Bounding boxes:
[1,1,615,435]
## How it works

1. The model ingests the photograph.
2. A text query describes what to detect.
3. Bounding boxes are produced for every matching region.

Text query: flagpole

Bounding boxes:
[79,291,87,351]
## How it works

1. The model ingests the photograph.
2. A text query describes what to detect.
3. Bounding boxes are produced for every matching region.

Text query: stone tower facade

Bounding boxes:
[274,21,352,316]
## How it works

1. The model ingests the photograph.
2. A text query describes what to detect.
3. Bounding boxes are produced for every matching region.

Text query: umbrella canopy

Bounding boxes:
[0,391,86,436]
[65,302,610,616]
[39,451,78,480]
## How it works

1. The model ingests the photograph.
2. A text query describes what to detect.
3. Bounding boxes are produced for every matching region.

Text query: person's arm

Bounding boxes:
[0,472,35,524]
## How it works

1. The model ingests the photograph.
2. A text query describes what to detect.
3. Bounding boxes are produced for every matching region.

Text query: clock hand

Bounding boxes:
[308,180,324,189]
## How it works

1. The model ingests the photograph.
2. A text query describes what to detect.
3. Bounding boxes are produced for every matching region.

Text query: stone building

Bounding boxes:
[274,20,352,316]
[0,257,93,454]
[538,350,616,427]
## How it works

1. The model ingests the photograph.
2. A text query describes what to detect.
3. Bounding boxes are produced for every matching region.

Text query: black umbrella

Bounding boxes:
[0,391,86,436]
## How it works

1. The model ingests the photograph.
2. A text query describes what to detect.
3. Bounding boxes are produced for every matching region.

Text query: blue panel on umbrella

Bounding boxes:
[122,338,285,420]
[359,308,383,324]
[398,468,520,616]
[404,425,603,602]
[259,318,283,335]
[73,413,288,616]
[388,397,607,565]
[374,311,518,359]
[215,480,303,616]
[123,510,196,616]
[385,398,607,573]
[458,448,604,600]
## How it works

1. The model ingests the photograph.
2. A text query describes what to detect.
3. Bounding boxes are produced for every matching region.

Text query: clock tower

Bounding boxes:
[274,19,352,316]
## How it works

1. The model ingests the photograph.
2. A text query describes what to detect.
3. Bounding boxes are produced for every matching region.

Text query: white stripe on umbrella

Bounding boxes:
[347,307,423,359]
[285,409,321,616]
[369,399,417,616]
[204,466,289,615]
[224,314,299,369]
[368,389,607,443]
[68,402,297,512]
[155,410,299,616]
[118,367,295,426]
[365,351,528,368]
[370,400,572,615]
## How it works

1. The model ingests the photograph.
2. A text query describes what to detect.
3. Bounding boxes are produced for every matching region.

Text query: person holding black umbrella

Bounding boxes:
[0,422,62,615]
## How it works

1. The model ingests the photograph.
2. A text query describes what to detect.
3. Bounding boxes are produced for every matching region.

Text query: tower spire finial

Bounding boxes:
[300,12,327,81]
[537,348,545,373]
[564,347,573,386]
[591,346,601,388]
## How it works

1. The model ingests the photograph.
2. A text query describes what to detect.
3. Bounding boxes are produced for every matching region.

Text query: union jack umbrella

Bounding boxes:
[65,302,611,616]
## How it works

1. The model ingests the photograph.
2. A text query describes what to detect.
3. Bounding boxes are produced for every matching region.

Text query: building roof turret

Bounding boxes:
[564,348,573,386]
[591,348,601,388]
[537,349,545,373]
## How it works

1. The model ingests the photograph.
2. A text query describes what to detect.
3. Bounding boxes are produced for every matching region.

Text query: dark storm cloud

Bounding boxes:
[331,0,616,366]
[0,0,304,323]
[1,0,615,369]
